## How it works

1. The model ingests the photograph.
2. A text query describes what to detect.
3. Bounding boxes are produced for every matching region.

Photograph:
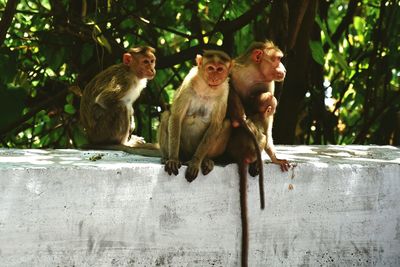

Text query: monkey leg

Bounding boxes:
[158,111,170,163]
[201,158,214,175]
[85,103,130,145]
[158,111,183,175]
[206,119,232,157]
[198,119,231,176]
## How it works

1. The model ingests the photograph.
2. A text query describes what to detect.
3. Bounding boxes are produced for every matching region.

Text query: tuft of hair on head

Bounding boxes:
[202,49,231,63]
[128,45,156,56]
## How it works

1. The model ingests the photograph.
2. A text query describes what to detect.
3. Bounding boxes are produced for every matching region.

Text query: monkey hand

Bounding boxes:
[201,158,214,175]
[231,114,247,128]
[185,158,201,182]
[165,159,181,176]
[272,158,290,172]
[232,120,240,128]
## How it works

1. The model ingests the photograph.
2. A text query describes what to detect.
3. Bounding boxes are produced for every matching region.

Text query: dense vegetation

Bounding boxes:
[0,0,399,148]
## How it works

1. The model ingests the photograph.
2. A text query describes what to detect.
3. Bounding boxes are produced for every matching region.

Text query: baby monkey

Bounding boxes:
[158,50,232,182]
[80,46,159,155]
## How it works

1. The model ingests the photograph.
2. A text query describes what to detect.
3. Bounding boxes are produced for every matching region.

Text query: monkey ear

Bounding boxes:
[252,49,264,64]
[195,54,203,66]
[228,60,235,71]
[123,53,133,65]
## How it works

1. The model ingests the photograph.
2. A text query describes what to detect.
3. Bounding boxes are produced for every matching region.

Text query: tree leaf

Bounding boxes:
[309,40,325,65]
[64,104,76,115]
[0,86,27,131]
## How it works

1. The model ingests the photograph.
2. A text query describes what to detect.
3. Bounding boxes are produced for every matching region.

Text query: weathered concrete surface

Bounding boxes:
[0,145,399,266]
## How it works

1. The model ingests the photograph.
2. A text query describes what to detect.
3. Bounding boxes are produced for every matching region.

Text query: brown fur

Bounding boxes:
[158,50,232,182]
[80,46,159,156]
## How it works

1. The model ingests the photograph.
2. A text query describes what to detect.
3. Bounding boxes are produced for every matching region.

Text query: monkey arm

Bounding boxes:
[262,115,290,172]
[167,113,182,160]
[192,100,227,162]
[95,87,125,108]
[227,87,246,128]
[167,92,190,160]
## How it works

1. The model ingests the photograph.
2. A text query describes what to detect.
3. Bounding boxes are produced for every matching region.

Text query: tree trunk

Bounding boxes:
[273,0,317,144]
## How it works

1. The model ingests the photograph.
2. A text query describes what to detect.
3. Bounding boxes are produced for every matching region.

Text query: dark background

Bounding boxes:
[0,0,399,148]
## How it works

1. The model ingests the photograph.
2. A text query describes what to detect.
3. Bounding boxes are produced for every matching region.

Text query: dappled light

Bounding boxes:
[0,1,398,148]
[276,145,400,165]
[0,149,160,169]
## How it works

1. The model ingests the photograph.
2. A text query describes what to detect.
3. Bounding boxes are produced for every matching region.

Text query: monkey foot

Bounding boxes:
[248,162,260,177]
[201,158,214,175]
[165,159,181,176]
[126,135,145,146]
[185,161,200,183]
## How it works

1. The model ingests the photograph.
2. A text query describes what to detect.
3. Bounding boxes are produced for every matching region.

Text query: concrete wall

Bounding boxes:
[0,146,399,266]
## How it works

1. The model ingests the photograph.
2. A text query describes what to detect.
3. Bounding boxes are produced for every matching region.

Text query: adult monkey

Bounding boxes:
[230,41,290,172]
[226,41,290,267]
[80,46,160,156]
[158,50,232,182]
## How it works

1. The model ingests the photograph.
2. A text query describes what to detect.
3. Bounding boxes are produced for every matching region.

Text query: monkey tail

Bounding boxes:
[239,162,249,267]
[240,122,265,210]
[121,145,161,157]
[256,141,265,210]
[81,143,161,158]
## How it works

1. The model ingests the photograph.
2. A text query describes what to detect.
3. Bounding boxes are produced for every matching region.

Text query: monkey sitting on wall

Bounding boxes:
[158,50,232,182]
[225,41,290,267]
[228,41,290,173]
[80,46,160,156]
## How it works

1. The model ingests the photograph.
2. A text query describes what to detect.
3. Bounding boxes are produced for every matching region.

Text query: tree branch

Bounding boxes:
[208,0,232,39]
[0,84,69,138]
[214,0,273,34]
[287,0,310,50]
[156,43,224,69]
[0,0,19,46]
[157,1,272,68]
[330,0,361,45]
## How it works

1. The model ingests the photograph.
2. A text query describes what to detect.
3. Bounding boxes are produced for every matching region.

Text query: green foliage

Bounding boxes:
[0,86,27,131]
[309,40,325,65]
[0,0,399,148]
[303,0,400,145]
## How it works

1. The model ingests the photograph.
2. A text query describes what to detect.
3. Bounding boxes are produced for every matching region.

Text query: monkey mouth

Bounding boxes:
[276,73,285,81]
[146,72,156,79]
[208,80,222,87]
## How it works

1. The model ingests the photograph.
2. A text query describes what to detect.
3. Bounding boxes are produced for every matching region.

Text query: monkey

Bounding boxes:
[79,46,160,157]
[158,50,232,182]
[223,86,267,267]
[230,41,290,172]
[225,41,290,267]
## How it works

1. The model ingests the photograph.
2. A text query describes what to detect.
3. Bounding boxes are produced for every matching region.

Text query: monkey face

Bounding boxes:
[260,50,286,82]
[136,53,156,80]
[203,62,230,87]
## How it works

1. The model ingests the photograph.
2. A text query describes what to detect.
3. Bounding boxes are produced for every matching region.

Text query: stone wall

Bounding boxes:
[0,146,399,266]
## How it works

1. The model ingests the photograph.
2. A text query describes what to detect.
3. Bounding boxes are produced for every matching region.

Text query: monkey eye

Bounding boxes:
[216,67,224,73]
[207,65,215,72]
